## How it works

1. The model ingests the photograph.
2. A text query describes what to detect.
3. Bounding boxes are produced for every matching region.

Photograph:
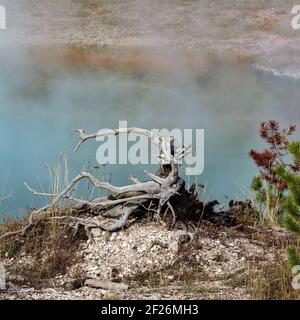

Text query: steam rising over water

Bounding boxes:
[0,48,300,216]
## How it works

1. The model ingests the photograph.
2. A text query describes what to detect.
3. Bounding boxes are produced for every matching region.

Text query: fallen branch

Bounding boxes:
[84,278,128,291]
[0,194,13,204]
[0,127,195,241]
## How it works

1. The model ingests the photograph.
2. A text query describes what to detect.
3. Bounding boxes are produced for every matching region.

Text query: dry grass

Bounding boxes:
[127,270,169,289]
[29,45,255,85]
[102,293,122,300]
[0,209,86,288]
[0,216,25,258]
[222,50,254,69]
[31,47,159,75]
[244,14,280,33]
[246,260,300,300]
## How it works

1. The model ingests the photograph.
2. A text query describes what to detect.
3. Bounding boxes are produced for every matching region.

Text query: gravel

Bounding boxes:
[0,222,286,300]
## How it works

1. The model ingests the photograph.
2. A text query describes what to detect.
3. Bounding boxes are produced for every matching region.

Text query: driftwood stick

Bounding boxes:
[84,278,128,291]
[50,204,139,236]
[25,181,156,209]
[128,174,141,184]
[74,128,191,165]
[74,128,162,152]
[0,194,13,204]
[0,126,192,241]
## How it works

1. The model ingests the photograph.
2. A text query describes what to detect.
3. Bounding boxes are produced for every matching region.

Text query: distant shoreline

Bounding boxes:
[1,0,300,71]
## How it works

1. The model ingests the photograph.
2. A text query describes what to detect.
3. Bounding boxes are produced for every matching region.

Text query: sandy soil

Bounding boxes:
[1,0,300,70]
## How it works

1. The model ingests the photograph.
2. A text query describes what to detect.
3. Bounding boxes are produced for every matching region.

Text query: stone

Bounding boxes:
[85,278,128,291]
[91,228,102,238]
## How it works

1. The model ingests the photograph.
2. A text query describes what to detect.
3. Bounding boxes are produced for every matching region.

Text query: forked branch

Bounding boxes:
[0,126,193,241]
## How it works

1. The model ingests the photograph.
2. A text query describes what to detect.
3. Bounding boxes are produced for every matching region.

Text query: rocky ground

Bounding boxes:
[0,220,291,300]
[0,0,299,300]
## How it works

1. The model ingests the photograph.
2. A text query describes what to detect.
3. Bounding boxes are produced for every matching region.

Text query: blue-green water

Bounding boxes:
[1,49,300,217]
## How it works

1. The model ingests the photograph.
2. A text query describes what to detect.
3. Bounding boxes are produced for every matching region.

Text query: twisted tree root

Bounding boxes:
[0,127,191,241]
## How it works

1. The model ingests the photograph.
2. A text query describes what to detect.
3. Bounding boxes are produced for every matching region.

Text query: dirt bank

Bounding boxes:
[1,0,300,72]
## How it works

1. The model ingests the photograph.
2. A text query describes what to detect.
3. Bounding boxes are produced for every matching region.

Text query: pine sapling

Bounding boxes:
[249,121,298,225]
[276,141,300,266]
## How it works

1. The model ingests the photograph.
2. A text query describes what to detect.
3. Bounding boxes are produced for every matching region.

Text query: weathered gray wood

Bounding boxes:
[0,194,13,204]
[0,126,190,240]
[85,278,128,291]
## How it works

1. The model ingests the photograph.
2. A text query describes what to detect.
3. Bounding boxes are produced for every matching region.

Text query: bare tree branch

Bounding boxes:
[0,125,194,241]
[0,194,13,204]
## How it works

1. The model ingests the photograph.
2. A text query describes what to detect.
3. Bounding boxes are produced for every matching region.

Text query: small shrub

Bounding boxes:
[276,141,300,266]
[249,121,298,226]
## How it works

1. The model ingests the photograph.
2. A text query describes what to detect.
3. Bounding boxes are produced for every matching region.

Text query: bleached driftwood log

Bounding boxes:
[0,194,13,204]
[84,278,128,291]
[0,127,192,241]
